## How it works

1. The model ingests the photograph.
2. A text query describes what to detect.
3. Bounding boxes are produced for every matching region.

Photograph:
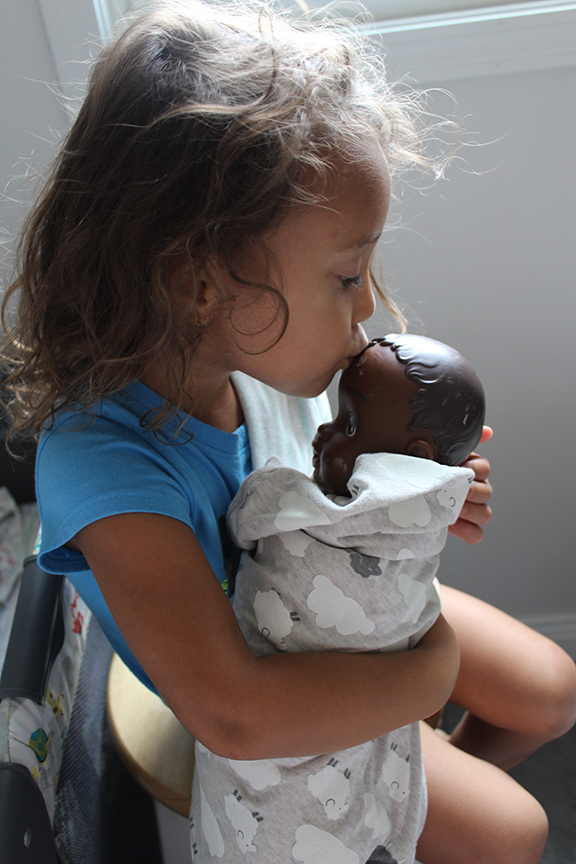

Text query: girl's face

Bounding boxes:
[211,145,391,399]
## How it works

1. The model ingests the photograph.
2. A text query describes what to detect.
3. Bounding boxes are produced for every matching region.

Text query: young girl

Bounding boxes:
[3,2,575,862]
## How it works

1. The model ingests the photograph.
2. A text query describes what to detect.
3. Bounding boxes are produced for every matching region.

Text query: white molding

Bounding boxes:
[363,4,576,82]
[366,1,576,30]
[520,612,576,659]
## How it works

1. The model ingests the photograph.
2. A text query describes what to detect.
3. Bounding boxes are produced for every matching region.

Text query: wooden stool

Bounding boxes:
[106,653,195,817]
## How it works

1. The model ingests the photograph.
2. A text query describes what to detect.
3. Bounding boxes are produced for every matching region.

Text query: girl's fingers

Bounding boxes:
[461,453,491,483]
[458,499,493,526]
[451,444,493,543]
[465,479,493,506]
[449,498,493,544]
[448,518,486,544]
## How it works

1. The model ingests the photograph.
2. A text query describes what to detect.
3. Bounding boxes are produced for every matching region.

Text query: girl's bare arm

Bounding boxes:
[74,512,459,760]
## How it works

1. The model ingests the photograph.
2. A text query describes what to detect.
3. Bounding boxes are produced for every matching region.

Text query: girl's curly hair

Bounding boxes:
[1,0,454,437]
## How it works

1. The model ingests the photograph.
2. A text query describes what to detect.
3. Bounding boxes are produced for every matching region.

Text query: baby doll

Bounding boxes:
[312,333,486,497]
[191,334,486,864]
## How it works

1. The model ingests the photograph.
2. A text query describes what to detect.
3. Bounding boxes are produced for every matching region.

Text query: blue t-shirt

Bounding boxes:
[36,380,253,692]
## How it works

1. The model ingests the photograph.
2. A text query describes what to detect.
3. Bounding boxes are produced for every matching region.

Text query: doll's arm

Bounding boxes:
[73,512,459,760]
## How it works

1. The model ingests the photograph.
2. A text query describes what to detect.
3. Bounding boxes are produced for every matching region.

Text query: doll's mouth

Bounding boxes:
[311,440,322,468]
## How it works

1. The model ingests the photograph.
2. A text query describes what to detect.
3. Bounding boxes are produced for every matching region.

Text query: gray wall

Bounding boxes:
[0,0,67,248]
[2,2,575,652]
[366,59,576,653]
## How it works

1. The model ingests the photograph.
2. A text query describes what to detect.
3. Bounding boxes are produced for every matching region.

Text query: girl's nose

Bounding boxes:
[353,274,376,325]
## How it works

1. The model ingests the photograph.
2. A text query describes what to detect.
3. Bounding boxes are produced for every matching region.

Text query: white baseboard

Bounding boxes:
[520,613,576,659]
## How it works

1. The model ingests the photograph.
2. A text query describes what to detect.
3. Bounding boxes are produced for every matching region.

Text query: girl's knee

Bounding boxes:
[482,791,548,864]
[511,795,549,864]
[421,788,548,864]
[533,644,576,741]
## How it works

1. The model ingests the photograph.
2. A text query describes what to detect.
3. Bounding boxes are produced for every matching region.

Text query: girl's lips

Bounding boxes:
[339,344,367,372]
[342,353,362,369]
[349,342,372,366]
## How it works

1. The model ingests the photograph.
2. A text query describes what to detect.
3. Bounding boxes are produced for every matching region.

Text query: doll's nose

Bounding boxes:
[315,424,333,443]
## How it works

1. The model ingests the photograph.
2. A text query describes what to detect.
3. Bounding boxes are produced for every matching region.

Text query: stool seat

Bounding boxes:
[106,654,195,817]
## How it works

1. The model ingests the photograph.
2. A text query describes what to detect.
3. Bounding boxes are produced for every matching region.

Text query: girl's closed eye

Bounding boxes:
[340,274,364,290]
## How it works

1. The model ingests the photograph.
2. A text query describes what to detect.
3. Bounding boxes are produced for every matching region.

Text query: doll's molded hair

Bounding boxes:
[376,334,486,466]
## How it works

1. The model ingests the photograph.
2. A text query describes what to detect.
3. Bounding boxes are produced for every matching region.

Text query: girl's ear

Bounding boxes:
[194,276,218,323]
[406,439,435,460]
[170,255,220,324]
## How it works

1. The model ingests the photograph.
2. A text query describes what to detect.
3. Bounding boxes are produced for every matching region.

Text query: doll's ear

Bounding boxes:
[406,439,435,460]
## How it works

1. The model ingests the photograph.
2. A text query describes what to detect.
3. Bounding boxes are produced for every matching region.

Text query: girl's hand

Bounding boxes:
[448,426,493,544]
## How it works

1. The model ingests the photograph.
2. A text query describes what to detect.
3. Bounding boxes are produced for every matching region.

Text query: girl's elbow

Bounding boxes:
[187,700,271,761]
[195,722,268,762]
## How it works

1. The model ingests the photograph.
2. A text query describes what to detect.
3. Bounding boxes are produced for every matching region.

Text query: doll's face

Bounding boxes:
[312,342,436,497]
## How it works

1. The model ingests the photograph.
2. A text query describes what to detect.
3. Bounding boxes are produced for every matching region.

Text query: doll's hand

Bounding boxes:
[448,426,493,544]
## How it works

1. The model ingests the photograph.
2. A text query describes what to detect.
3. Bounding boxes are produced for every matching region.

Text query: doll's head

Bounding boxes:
[312,334,485,497]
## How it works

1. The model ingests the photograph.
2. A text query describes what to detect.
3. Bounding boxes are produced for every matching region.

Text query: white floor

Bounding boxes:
[155,801,192,864]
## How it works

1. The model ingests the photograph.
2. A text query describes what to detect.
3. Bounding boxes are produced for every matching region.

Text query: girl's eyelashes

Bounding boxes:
[340,274,364,290]
[346,413,357,437]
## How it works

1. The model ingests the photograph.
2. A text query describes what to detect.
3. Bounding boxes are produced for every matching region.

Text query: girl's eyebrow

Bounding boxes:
[339,231,382,252]
[357,231,382,248]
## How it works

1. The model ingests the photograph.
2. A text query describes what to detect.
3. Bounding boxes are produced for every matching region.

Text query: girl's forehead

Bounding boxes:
[322,145,390,203]
[261,153,390,258]
[299,152,391,247]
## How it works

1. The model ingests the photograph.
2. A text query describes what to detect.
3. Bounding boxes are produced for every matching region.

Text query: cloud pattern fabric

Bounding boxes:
[190,453,472,864]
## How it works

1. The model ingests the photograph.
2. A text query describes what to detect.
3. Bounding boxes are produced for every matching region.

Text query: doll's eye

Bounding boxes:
[346,414,357,437]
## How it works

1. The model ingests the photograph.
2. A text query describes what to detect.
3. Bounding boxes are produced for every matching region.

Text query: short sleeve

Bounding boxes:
[36,414,191,574]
